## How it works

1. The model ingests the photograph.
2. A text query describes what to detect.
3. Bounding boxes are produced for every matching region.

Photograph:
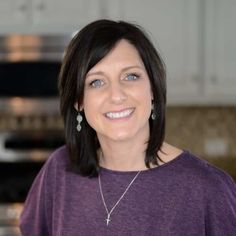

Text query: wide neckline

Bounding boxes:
[99,150,188,175]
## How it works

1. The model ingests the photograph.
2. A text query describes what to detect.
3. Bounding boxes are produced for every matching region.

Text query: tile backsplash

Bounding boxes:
[166,106,236,159]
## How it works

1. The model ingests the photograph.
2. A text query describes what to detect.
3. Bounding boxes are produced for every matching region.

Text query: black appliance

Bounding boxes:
[0,35,70,235]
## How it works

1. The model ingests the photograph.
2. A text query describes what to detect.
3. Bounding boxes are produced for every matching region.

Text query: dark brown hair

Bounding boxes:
[58,19,166,177]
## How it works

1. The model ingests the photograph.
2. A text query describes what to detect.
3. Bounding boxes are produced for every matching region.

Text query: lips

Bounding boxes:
[105,108,134,119]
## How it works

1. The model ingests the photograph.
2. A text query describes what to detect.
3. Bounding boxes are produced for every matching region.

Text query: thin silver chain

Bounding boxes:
[98,170,142,226]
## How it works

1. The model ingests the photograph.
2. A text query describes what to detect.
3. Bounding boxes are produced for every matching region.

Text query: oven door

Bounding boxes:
[0,131,64,235]
[0,61,61,98]
[0,161,44,235]
[0,204,23,236]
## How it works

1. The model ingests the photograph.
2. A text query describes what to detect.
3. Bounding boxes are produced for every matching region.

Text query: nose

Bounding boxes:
[109,82,127,104]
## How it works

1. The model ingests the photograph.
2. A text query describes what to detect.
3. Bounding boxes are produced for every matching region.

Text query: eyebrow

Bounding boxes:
[86,65,144,77]
[121,65,144,72]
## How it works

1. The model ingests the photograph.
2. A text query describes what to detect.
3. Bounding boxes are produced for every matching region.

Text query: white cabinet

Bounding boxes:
[106,0,236,105]
[0,0,29,27]
[1,0,235,104]
[32,0,101,33]
[0,0,101,34]
[105,0,202,105]
[204,0,236,104]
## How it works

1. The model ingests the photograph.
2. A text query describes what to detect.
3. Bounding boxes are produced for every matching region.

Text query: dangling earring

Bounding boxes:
[76,112,83,132]
[151,103,156,120]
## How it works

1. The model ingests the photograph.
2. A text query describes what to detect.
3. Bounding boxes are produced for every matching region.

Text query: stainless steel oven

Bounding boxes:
[0,35,70,235]
[0,34,71,115]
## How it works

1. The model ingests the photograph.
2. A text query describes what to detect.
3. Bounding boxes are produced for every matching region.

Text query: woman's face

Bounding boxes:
[82,39,153,143]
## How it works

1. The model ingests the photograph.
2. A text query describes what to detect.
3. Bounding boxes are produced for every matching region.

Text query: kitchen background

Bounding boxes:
[0,0,235,235]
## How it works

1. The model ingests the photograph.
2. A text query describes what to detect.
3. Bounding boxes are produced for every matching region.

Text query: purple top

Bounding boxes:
[20,146,236,236]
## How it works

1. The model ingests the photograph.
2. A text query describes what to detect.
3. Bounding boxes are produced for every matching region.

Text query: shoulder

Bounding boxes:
[184,153,236,231]
[158,142,234,188]
[162,142,233,183]
[180,151,232,180]
[179,151,236,196]
[20,146,70,234]
[170,151,236,218]
[158,144,235,191]
[188,151,233,181]
[45,145,70,169]
[32,145,70,184]
[182,153,236,232]
[30,145,70,187]
[48,145,69,162]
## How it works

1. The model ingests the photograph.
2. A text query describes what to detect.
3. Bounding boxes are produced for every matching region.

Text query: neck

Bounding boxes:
[97,137,149,171]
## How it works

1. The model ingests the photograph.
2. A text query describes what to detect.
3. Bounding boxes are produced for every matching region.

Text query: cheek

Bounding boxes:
[141,86,153,113]
[137,83,153,103]
[83,90,96,109]
[83,106,97,130]
[83,93,102,126]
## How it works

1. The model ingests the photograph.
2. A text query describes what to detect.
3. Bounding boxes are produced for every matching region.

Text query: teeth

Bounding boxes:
[106,109,133,119]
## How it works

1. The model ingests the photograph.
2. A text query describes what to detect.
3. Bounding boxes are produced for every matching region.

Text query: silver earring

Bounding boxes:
[76,112,83,132]
[151,103,156,120]
[151,111,156,120]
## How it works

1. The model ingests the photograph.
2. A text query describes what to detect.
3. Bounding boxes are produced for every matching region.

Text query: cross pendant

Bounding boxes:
[106,214,111,226]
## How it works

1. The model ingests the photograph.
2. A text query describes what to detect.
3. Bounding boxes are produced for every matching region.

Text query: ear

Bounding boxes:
[74,102,83,112]
[150,87,154,100]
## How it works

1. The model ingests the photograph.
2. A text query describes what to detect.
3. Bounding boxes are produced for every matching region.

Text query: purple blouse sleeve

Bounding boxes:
[19,157,54,236]
[205,166,236,235]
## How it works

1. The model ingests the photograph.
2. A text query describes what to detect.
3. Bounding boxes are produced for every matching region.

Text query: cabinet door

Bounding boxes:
[0,0,30,32]
[31,0,101,33]
[205,0,236,101]
[106,0,202,104]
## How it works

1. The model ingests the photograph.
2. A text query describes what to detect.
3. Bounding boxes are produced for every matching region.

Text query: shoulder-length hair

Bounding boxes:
[58,19,166,177]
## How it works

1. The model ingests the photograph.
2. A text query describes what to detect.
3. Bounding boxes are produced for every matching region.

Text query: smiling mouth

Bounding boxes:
[105,108,134,119]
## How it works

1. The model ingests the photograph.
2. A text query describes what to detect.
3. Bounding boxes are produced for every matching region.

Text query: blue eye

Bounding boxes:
[125,74,140,81]
[90,79,104,88]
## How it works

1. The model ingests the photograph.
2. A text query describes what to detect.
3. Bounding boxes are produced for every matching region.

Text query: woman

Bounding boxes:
[20,19,236,236]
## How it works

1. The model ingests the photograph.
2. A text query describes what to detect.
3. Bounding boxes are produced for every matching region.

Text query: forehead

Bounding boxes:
[88,39,145,73]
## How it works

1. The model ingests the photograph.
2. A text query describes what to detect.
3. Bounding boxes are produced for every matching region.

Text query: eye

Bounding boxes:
[124,73,140,81]
[89,79,104,88]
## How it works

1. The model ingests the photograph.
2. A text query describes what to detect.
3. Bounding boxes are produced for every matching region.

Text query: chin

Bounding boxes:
[108,130,136,142]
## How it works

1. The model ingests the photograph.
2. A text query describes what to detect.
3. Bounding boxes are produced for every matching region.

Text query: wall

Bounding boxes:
[166,106,236,180]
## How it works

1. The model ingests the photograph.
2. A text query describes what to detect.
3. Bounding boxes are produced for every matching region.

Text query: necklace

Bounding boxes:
[98,170,141,226]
